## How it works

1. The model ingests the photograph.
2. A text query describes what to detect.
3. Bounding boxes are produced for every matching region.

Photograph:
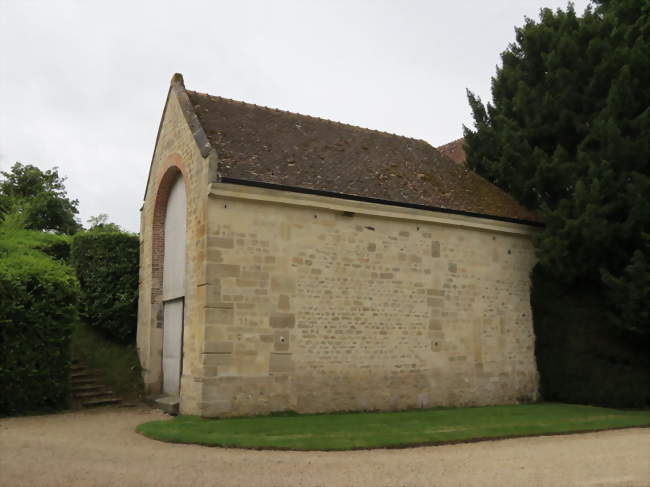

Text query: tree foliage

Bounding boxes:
[0,163,82,234]
[464,0,649,336]
[86,213,122,233]
[532,266,649,407]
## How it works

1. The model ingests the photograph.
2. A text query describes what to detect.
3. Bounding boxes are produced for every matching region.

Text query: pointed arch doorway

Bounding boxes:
[162,173,187,396]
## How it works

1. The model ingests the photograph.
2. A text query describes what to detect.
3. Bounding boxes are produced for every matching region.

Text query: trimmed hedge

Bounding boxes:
[532,265,650,408]
[71,232,139,342]
[0,230,78,415]
[0,229,71,262]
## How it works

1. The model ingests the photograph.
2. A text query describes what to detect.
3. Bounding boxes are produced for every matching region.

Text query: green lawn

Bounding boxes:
[136,403,649,451]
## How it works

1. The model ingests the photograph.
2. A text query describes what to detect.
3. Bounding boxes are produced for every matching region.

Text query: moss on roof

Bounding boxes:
[186,90,536,222]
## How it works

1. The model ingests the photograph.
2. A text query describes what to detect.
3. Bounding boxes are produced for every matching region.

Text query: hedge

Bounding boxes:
[0,231,78,415]
[0,229,71,262]
[532,265,650,408]
[71,232,139,342]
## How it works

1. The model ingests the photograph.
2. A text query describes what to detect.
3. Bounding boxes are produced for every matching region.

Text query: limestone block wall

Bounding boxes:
[137,86,211,414]
[198,184,539,416]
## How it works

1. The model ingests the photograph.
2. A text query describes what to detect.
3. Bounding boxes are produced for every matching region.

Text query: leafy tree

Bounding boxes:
[0,162,82,234]
[464,0,649,336]
[86,213,122,233]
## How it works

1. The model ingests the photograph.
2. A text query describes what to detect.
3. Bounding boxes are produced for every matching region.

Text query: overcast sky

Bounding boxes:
[1,0,590,232]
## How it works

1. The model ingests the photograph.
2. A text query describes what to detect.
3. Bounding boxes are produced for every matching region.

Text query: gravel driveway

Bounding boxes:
[0,406,648,487]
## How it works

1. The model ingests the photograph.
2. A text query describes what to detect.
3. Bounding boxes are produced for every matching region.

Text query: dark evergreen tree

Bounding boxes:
[0,162,82,234]
[464,0,649,336]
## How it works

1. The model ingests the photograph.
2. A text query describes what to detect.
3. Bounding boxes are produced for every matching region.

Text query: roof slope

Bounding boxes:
[186,90,536,222]
[436,138,467,165]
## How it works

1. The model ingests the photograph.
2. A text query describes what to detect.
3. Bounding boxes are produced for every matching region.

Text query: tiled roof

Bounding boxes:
[436,138,466,165]
[186,90,536,222]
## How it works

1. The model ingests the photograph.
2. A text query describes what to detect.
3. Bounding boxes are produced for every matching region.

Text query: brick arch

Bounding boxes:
[150,154,190,330]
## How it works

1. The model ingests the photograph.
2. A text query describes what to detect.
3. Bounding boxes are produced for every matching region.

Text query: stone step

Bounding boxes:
[152,395,179,415]
[71,383,105,392]
[81,397,121,407]
[70,369,102,378]
[69,359,122,408]
[71,376,102,386]
[71,373,102,380]
[74,389,115,399]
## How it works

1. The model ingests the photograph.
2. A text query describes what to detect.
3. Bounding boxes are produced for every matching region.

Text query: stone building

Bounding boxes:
[137,73,540,417]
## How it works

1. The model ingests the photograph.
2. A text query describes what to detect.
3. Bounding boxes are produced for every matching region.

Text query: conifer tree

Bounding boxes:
[464,0,649,336]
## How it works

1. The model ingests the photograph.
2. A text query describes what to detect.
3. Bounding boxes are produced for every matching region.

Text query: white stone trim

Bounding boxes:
[208,183,539,236]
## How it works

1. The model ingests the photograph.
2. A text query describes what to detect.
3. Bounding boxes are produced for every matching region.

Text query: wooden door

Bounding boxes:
[162,174,186,396]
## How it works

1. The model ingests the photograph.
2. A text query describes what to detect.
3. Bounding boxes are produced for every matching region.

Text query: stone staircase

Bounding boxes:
[70,360,121,408]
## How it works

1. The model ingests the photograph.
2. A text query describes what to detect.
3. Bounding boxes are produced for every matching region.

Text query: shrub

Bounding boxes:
[71,232,139,342]
[532,265,650,408]
[0,233,78,415]
[0,228,71,262]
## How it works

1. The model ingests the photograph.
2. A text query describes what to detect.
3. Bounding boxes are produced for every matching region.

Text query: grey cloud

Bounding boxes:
[0,0,590,232]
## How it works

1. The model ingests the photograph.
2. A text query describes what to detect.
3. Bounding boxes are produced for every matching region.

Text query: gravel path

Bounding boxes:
[0,407,648,487]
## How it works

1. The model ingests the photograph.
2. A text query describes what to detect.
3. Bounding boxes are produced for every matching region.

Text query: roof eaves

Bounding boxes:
[220,177,543,228]
[172,74,212,159]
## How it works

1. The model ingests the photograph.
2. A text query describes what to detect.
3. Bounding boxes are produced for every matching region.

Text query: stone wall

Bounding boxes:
[198,183,539,416]
[137,84,211,414]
